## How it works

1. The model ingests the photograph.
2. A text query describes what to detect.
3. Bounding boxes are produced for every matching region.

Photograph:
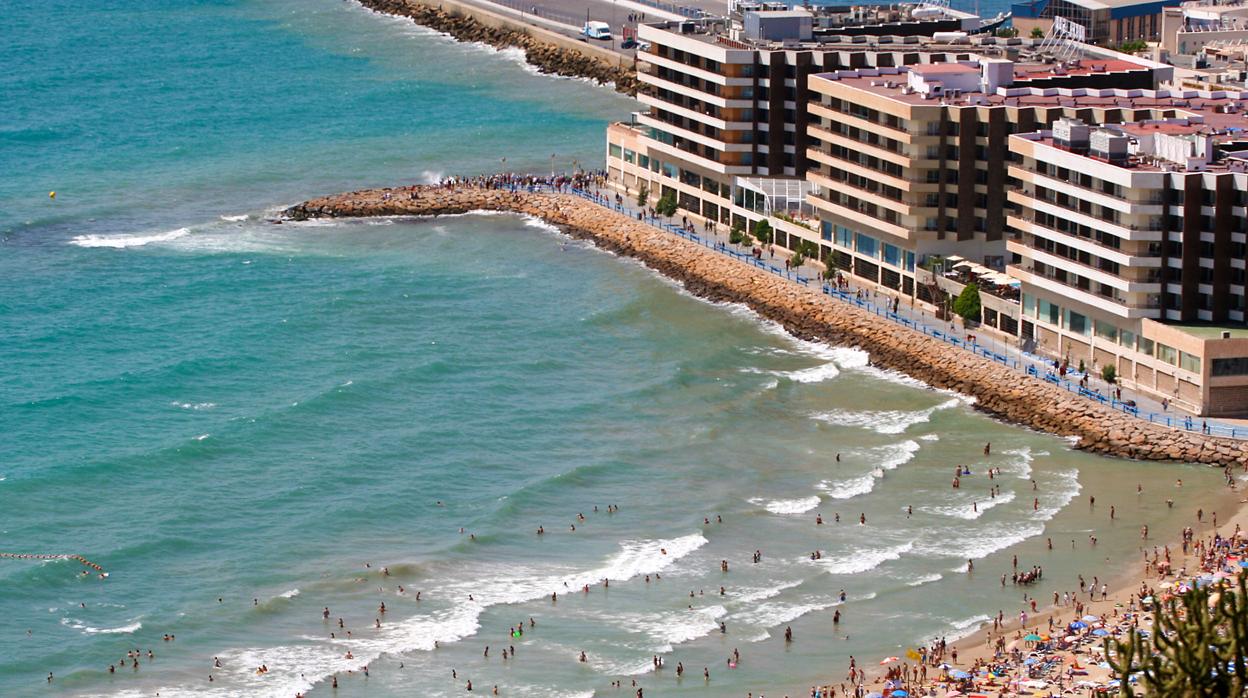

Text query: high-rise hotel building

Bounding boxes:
[605,6,1248,414]
[1010,115,1248,414]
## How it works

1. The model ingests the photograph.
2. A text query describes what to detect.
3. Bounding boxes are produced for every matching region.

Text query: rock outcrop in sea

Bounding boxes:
[357,0,639,94]
[285,185,1248,467]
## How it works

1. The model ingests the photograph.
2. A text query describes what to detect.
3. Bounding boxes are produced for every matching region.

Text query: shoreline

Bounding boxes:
[284,183,1248,467]
[852,486,1248,697]
[355,0,640,94]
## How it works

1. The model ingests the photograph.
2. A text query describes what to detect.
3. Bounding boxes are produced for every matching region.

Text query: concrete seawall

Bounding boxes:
[285,186,1248,467]
[356,0,640,94]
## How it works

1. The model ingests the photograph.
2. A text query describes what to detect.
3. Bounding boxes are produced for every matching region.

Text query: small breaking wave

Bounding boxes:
[69,227,190,249]
[748,495,820,515]
[922,491,1017,520]
[811,397,963,435]
[811,542,914,575]
[61,618,142,635]
[816,440,920,500]
[220,214,249,222]
[172,401,216,410]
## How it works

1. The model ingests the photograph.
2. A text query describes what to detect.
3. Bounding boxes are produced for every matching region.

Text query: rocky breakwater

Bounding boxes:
[285,185,1248,467]
[356,0,639,94]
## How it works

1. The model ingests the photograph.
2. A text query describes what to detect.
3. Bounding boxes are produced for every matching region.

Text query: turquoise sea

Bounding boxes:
[1,2,1236,697]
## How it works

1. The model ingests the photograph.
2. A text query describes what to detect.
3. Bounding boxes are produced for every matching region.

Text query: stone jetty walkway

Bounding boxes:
[284,184,1248,467]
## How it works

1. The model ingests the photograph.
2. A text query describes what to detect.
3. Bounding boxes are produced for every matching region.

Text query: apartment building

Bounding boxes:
[1009,113,1248,414]
[606,5,1000,232]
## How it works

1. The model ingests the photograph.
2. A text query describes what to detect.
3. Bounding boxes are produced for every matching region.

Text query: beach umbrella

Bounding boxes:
[1239,560,1248,568]
[891,691,909,697]
[950,670,973,679]
[865,692,884,698]
[1069,621,1088,630]
[880,656,900,664]
[1092,628,1110,637]
[1024,634,1043,641]
[1082,615,1100,623]
[1023,657,1038,665]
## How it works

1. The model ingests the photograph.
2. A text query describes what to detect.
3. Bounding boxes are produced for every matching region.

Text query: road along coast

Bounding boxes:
[284,184,1248,467]
[356,0,640,94]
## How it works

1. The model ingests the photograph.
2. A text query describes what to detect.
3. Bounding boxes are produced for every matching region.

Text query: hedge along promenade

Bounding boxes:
[285,184,1248,467]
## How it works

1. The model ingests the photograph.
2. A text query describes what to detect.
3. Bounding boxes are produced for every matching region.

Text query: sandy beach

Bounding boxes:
[845,469,1248,698]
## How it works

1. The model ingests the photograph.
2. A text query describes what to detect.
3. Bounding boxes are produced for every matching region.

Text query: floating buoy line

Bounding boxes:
[1,553,108,577]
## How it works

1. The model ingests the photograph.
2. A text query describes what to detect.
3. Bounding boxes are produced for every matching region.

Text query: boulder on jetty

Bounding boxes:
[284,185,1248,467]
[356,0,639,94]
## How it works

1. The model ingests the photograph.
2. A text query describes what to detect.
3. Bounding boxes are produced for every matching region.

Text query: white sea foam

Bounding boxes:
[277,589,300,599]
[748,495,820,515]
[811,542,914,575]
[731,579,805,605]
[945,614,993,642]
[731,599,837,628]
[907,572,944,587]
[817,472,878,500]
[623,604,727,647]
[199,533,704,696]
[816,440,919,500]
[746,344,870,385]
[1001,446,1035,479]
[172,401,216,410]
[811,397,964,434]
[920,433,940,442]
[522,216,562,234]
[922,491,1017,520]
[61,618,142,635]
[70,227,191,249]
[220,214,249,222]
[194,433,210,441]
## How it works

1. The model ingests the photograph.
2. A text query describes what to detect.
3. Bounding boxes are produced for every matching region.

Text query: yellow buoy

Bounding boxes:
[49,191,56,199]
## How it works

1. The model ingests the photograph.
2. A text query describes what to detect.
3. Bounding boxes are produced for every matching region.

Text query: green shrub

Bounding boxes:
[751,219,772,244]
[636,183,649,207]
[953,284,982,323]
[1102,364,1116,384]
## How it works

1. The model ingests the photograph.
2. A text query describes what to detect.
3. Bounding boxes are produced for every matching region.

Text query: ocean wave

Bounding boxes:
[817,472,877,500]
[278,589,300,599]
[921,491,1016,520]
[748,495,820,515]
[69,227,190,249]
[945,613,992,642]
[1001,446,1034,479]
[810,542,913,575]
[172,401,216,410]
[811,397,963,434]
[921,519,1045,562]
[60,618,142,635]
[907,572,944,587]
[731,579,805,605]
[745,344,870,385]
[220,214,249,222]
[816,440,919,500]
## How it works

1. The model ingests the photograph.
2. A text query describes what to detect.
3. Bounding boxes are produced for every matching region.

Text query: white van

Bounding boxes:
[581,21,611,40]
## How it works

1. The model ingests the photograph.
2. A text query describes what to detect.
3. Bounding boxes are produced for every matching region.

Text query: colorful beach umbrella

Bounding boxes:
[1023,634,1043,641]
[1069,621,1088,629]
[1092,628,1110,636]
[950,670,973,679]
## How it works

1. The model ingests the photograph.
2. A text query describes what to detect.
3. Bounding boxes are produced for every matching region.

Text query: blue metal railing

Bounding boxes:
[547,185,1245,440]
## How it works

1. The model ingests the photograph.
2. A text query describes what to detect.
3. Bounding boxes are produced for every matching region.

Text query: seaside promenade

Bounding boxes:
[285,180,1248,467]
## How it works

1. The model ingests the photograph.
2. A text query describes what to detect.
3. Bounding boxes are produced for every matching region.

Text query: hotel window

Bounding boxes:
[1065,310,1090,337]
[905,251,915,272]
[1180,352,1201,374]
[624,149,636,164]
[1212,357,1248,376]
[1022,293,1036,318]
[1120,330,1135,351]
[883,243,901,268]
[1039,299,1060,326]
[1138,337,1154,358]
[638,155,649,169]
[1094,321,1118,343]
[662,163,678,178]
[609,144,623,159]
[835,225,853,249]
[821,221,833,242]
[855,233,878,259]
[1157,343,1178,366]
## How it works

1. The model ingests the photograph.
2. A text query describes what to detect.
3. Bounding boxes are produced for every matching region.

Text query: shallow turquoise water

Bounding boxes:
[0,2,1235,697]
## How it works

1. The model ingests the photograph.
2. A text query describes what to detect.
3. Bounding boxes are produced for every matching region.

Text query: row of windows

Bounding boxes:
[814,164,903,203]
[819,222,916,272]
[1021,295,1202,372]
